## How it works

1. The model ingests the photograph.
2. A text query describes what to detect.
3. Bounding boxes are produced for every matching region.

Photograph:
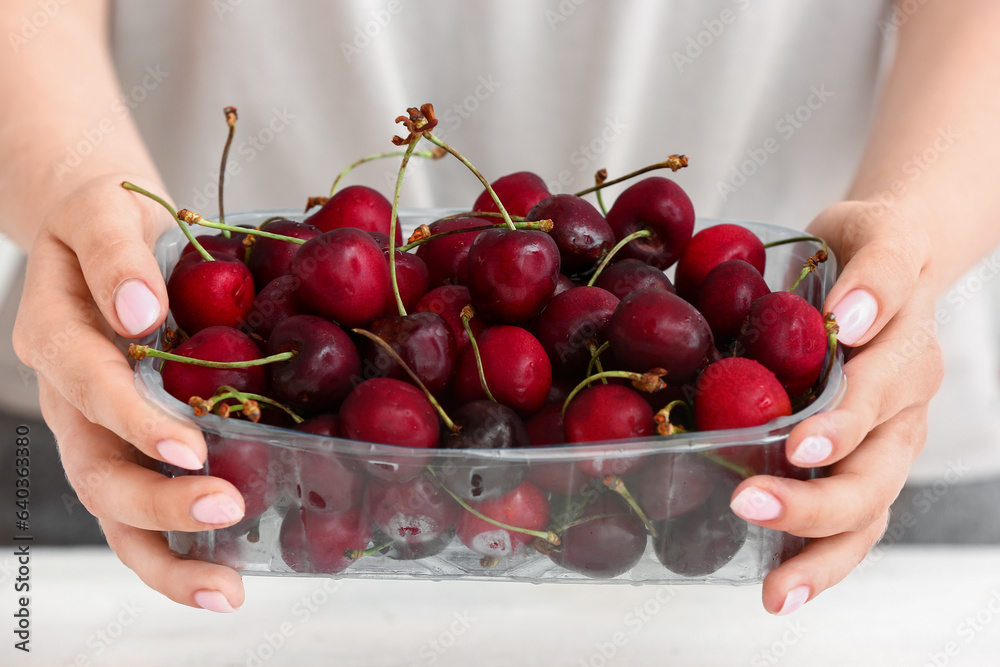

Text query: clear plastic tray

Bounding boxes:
[137,209,845,585]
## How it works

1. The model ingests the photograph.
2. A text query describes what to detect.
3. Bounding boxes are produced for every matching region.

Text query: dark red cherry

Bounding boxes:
[160,326,267,403]
[246,219,320,290]
[525,194,615,275]
[363,471,458,557]
[167,252,255,335]
[205,434,275,521]
[305,184,402,245]
[363,312,457,396]
[594,258,675,300]
[414,217,486,288]
[535,286,620,378]
[438,400,529,500]
[605,176,694,270]
[695,260,771,343]
[413,285,485,352]
[451,325,552,415]
[693,357,791,431]
[624,453,716,523]
[244,275,306,341]
[181,231,248,262]
[466,229,561,324]
[292,415,364,513]
[564,384,652,479]
[279,504,372,574]
[368,232,430,315]
[549,490,647,579]
[674,223,766,300]
[455,480,550,559]
[472,171,550,218]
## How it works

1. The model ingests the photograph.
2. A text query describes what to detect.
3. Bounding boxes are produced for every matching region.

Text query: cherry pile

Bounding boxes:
[133,104,838,581]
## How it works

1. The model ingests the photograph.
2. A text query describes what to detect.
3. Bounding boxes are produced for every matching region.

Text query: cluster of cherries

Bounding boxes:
[128,104,835,580]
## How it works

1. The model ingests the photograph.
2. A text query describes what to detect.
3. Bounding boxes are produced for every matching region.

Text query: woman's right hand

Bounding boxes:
[13,173,247,613]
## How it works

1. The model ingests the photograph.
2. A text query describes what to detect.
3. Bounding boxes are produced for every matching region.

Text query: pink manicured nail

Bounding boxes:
[730,487,783,522]
[190,493,244,525]
[777,585,810,615]
[156,439,203,471]
[831,289,878,346]
[194,590,237,614]
[115,279,160,337]
[790,435,833,466]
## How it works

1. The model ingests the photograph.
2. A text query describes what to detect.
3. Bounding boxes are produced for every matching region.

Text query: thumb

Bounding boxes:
[807,201,931,347]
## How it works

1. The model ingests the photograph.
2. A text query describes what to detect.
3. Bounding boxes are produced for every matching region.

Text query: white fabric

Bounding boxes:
[2,0,997,482]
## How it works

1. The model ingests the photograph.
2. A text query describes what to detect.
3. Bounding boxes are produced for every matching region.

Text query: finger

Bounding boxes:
[103,519,245,612]
[807,202,931,346]
[784,292,943,468]
[760,511,888,615]
[16,242,206,470]
[42,379,245,531]
[731,408,922,537]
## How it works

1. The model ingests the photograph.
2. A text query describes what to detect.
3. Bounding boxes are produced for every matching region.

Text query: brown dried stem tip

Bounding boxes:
[242,399,261,423]
[188,396,213,417]
[654,400,690,436]
[665,154,689,171]
[224,106,238,127]
[127,344,147,361]
[392,104,438,146]
[161,327,184,354]
[460,304,476,321]
[304,195,329,213]
[407,224,432,244]
[594,168,608,185]
[631,368,669,394]
[176,209,204,226]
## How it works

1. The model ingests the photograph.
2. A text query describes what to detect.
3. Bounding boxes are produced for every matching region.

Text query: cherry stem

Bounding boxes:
[399,220,552,252]
[422,131,517,231]
[433,211,526,224]
[653,400,690,436]
[572,155,689,197]
[787,247,830,293]
[177,210,306,245]
[699,452,755,479]
[594,169,609,216]
[586,229,655,287]
[603,475,659,537]
[209,385,304,424]
[388,136,421,316]
[121,182,213,262]
[585,339,608,384]
[345,541,392,561]
[460,306,497,402]
[562,369,668,417]
[819,313,839,390]
[128,344,296,368]
[426,467,561,546]
[328,147,445,197]
[351,328,458,432]
[218,106,237,236]
[762,235,828,251]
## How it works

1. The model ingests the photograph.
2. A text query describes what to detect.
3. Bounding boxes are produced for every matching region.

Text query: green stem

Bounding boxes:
[562,369,665,417]
[121,182,213,262]
[594,169,609,216]
[585,340,608,384]
[603,476,658,537]
[129,344,295,368]
[330,148,442,197]
[345,541,392,560]
[398,220,551,252]
[586,229,655,287]
[762,235,828,250]
[819,313,839,391]
[787,246,830,293]
[423,131,516,231]
[181,213,306,245]
[432,211,526,224]
[212,386,304,424]
[389,136,421,316]
[461,308,496,402]
[572,155,689,197]
[218,107,237,235]
[700,452,756,479]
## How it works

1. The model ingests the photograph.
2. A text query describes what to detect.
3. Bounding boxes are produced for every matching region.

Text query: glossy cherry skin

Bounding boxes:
[291,415,365,513]
[363,312,457,396]
[279,504,372,574]
[693,357,792,431]
[451,325,552,415]
[438,400,529,500]
[549,490,647,579]
[472,171,551,218]
[413,285,485,352]
[674,223,766,300]
[205,434,275,521]
[244,275,307,341]
[535,286,620,378]
[695,259,771,343]
[605,176,695,270]
[525,194,615,275]
[594,258,675,300]
[466,229,561,324]
[305,184,402,245]
[368,232,430,315]
[291,227,391,328]
[266,315,362,412]
[564,384,652,479]
[624,453,716,522]
[246,219,320,290]
[414,217,486,288]
[608,288,714,385]
[167,252,255,335]
[181,231,249,262]
[455,480,550,559]
[160,326,267,404]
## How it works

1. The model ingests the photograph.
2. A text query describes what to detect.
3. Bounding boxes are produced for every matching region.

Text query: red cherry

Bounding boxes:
[524,194,615,274]
[246,219,320,290]
[535,286,620,378]
[279,504,372,574]
[472,171,550,218]
[451,325,552,415]
[564,384,652,478]
[455,480,550,559]
[695,259,771,343]
[305,184,402,245]
[674,223,766,300]
[466,229,561,324]
[413,285,485,352]
[167,252,255,335]
[414,217,486,288]
[693,357,792,431]
[593,258,675,300]
[605,177,694,270]
[160,326,267,404]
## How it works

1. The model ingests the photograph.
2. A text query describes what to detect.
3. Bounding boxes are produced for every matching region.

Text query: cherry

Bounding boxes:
[279,504,372,574]
[738,291,827,397]
[205,434,275,520]
[608,288,714,385]
[549,490,647,578]
[674,223,766,300]
[339,377,440,482]
[592,258,675,300]
[364,471,458,558]
[304,184,402,245]
[693,357,791,431]
[363,312,457,396]
[244,275,306,341]
[525,402,566,446]
[472,171,550,218]
[604,176,694,270]
[246,219,320,290]
[291,415,364,513]
[466,229,561,324]
[413,285,485,352]
[266,315,362,411]
[695,259,771,344]
[413,217,485,288]
[181,231,248,262]
[524,194,614,275]
[564,383,652,478]
[438,400,529,500]
[454,480,550,559]
[160,326,267,403]
[535,286,620,378]
[368,232,430,315]
[553,273,576,297]
[451,325,552,415]
[167,251,255,335]
[291,227,391,328]
[624,453,715,522]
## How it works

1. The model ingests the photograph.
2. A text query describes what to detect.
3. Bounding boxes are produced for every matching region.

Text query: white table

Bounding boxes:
[3,545,999,666]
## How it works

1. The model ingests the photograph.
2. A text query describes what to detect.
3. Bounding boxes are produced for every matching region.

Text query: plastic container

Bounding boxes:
[137,209,844,585]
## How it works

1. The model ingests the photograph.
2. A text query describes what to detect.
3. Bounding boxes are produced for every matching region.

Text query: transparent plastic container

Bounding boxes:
[137,209,844,585]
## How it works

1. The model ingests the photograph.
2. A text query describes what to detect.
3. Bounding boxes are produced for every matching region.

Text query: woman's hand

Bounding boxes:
[728,200,945,614]
[13,173,247,613]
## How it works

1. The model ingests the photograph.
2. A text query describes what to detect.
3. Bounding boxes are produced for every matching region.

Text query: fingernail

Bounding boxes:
[115,279,161,337]
[730,487,783,522]
[790,435,833,466]
[156,439,203,471]
[777,585,810,615]
[190,493,244,525]
[831,288,878,346]
[194,589,237,614]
